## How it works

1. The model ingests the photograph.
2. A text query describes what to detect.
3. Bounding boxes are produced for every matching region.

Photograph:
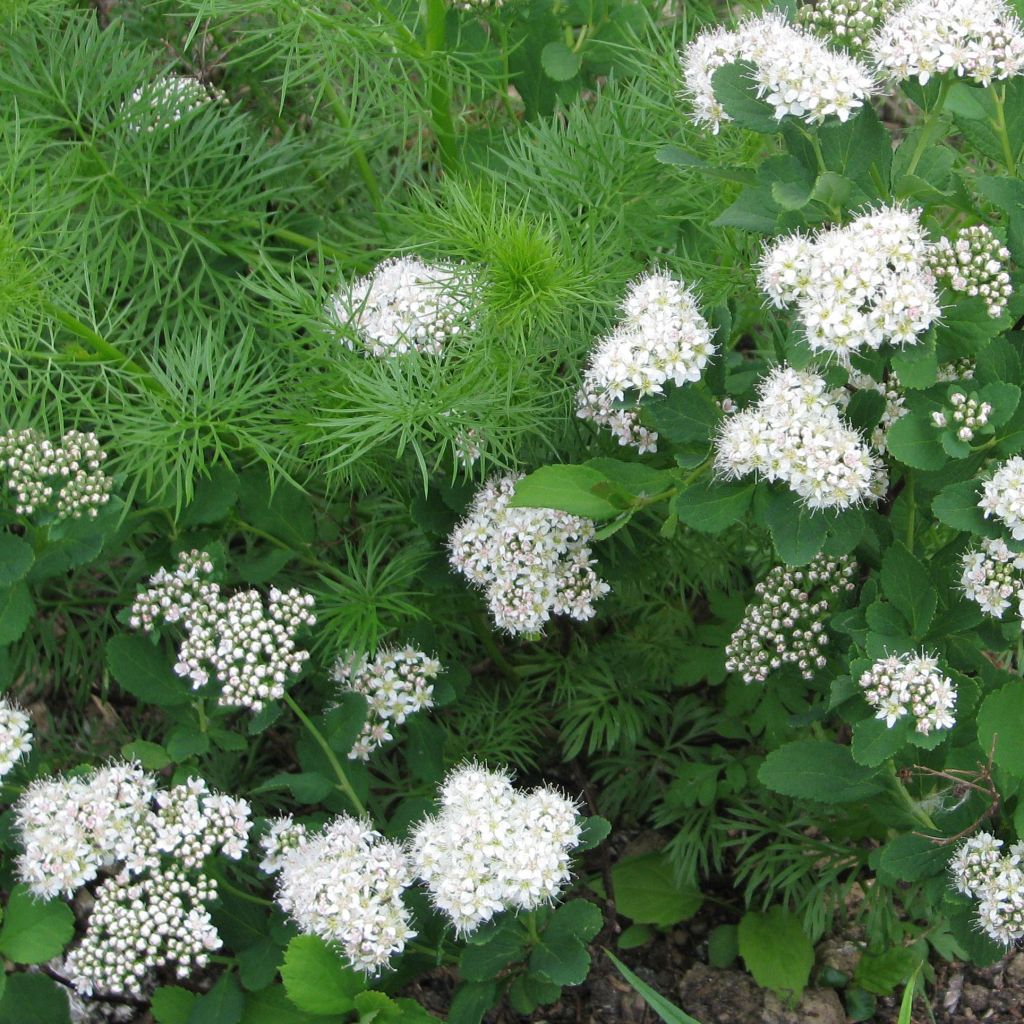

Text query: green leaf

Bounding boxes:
[811,171,853,208]
[0,973,70,1024]
[878,834,950,883]
[850,716,911,768]
[854,948,919,997]
[605,951,704,1024]
[891,334,938,390]
[0,582,33,645]
[707,924,739,968]
[977,683,1024,777]
[181,465,239,527]
[764,490,828,565]
[540,42,581,82]
[240,986,348,1024]
[711,62,781,133]
[0,534,34,587]
[188,973,244,1024]
[120,739,172,770]
[238,939,283,992]
[672,479,752,534]
[152,987,198,1024]
[654,145,756,185]
[528,899,603,987]
[280,935,365,1015]
[0,886,75,964]
[510,465,619,520]
[460,919,528,982]
[254,771,334,804]
[640,386,720,445]
[738,907,814,1001]
[166,726,211,762]
[711,186,780,231]
[880,541,936,636]
[576,815,611,852]
[886,412,947,470]
[611,852,703,927]
[446,981,499,1024]
[106,634,193,706]
[932,479,999,537]
[758,740,884,803]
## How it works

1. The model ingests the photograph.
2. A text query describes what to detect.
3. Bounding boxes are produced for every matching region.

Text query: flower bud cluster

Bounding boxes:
[258,815,309,874]
[329,256,478,357]
[448,474,610,635]
[130,551,316,711]
[759,206,941,359]
[961,536,1024,619]
[952,832,1024,945]
[681,11,875,133]
[858,650,956,734]
[576,273,716,454]
[409,764,582,935]
[15,763,251,996]
[798,0,894,48]
[272,815,415,974]
[0,699,31,779]
[931,391,992,442]
[980,456,1024,540]
[333,646,441,760]
[0,428,111,520]
[725,554,857,684]
[714,365,886,510]
[124,74,225,131]
[931,225,1013,318]
[869,0,1024,86]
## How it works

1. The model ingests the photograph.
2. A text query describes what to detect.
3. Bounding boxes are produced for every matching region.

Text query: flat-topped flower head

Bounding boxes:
[951,832,1024,945]
[449,474,609,635]
[869,0,1024,85]
[271,815,415,974]
[409,763,582,934]
[931,225,1012,318]
[714,365,886,510]
[681,11,875,133]
[577,272,716,454]
[961,536,1024,619]
[759,206,941,359]
[329,256,479,357]
[858,649,957,734]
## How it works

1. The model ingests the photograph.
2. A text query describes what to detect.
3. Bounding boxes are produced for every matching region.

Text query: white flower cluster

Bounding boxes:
[869,0,1024,86]
[725,554,857,684]
[932,225,1013,319]
[124,74,225,131]
[759,206,941,359]
[681,11,875,133]
[15,763,251,995]
[329,256,478,357]
[952,832,1024,945]
[410,764,582,935]
[258,814,308,874]
[931,391,992,442]
[272,815,415,974]
[0,698,31,779]
[799,0,894,48]
[448,474,610,635]
[576,273,716,454]
[858,650,956,734]
[0,428,111,520]
[961,536,1024,619]
[129,550,316,711]
[714,365,886,510]
[333,646,440,760]
[980,456,1024,540]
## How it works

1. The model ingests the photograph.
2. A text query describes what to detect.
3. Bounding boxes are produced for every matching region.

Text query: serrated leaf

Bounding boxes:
[188,974,243,1024]
[672,479,752,533]
[105,634,192,706]
[738,907,814,1000]
[0,886,74,964]
[880,542,936,636]
[851,716,911,768]
[151,987,198,1024]
[886,413,947,470]
[758,740,884,803]
[121,739,171,770]
[280,935,365,1015]
[977,683,1024,778]
[764,490,828,565]
[932,479,1000,537]
[878,834,950,883]
[0,535,34,587]
[0,582,33,645]
[510,465,619,520]
[711,62,781,133]
[0,973,71,1024]
[640,386,720,445]
[460,920,527,982]
[612,853,702,927]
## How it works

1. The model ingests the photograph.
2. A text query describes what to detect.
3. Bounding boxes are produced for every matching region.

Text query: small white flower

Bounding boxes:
[858,650,957,734]
[980,456,1024,540]
[951,832,1024,945]
[932,225,1012,318]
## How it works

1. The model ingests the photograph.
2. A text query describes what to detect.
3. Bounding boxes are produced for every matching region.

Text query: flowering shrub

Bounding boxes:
[4,0,1024,1020]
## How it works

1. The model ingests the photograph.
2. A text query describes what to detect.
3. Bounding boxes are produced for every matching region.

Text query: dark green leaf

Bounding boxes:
[880,542,936,636]
[510,465,619,520]
[977,683,1024,777]
[105,634,192,706]
[0,582,33,645]
[0,535,34,587]
[0,973,70,1024]
[0,886,75,963]
[672,479,753,533]
[188,973,244,1024]
[280,935,365,1015]
[764,490,828,565]
[152,987,198,1024]
[758,740,884,803]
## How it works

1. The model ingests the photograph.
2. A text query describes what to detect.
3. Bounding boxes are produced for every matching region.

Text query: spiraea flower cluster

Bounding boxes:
[129,550,316,711]
[576,272,716,454]
[869,0,1024,85]
[0,428,112,520]
[0,698,31,779]
[798,0,894,48]
[932,225,1013,318]
[714,365,886,510]
[333,646,440,760]
[858,650,957,734]
[329,256,478,357]
[410,764,582,934]
[15,764,251,995]
[759,206,941,359]
[258,814,309,874]
[681,11,875,133]
[952,832,1024,945]
[725,555,857,684]
[961,536,1024,619]
[931,391,992,442]
[271,815,415,974]
[124,74,225,131]
[979,456,1024,540]
[448,474,610,635]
